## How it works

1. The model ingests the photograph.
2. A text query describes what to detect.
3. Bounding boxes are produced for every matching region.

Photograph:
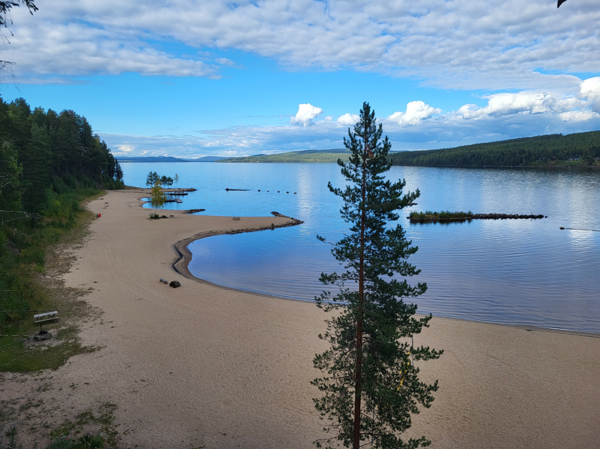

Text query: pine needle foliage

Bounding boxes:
[312,102,443,449]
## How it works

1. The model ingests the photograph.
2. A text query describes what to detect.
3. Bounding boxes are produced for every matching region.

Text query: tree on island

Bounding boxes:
[160,175,173,187]
[312,102,442,449]
[146,171,159,187]
[150,180,165,210]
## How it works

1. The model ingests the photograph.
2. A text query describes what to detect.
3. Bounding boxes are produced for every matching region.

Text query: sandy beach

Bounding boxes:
[3,188,600,448]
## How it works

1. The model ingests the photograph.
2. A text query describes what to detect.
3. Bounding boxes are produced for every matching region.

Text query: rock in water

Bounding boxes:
[170,280,181,288]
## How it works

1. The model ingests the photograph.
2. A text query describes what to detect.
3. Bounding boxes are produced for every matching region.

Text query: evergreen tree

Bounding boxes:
[114,159,123,181]
[146,171,159,187]
[312,102,442,449]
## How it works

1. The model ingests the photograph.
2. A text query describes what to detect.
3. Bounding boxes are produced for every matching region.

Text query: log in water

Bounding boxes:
[409,212,546,223]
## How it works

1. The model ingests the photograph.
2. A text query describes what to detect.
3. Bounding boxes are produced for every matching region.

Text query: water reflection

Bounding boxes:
[122,163,600,333]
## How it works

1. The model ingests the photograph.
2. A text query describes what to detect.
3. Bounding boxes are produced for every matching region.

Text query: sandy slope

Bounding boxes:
[6,189,600,448]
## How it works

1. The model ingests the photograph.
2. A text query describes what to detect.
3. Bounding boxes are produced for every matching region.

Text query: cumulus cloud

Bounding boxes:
[580,77,600,113]
[387,101,441,126]
[337,113,360,126]
[115,145,135,155]
[5,0,600,88]
[455,81,600,123]
[291,103,323,126]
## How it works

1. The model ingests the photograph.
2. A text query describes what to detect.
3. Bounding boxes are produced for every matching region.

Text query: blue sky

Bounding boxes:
[2,0,600,158]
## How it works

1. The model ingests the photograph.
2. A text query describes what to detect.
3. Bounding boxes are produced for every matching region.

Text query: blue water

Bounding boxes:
[122,162,600,333]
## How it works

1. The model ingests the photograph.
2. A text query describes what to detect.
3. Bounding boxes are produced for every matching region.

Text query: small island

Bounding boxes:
[409,211,546,223]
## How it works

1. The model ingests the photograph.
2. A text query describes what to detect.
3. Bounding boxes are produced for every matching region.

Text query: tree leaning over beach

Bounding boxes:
[312,102,442,449]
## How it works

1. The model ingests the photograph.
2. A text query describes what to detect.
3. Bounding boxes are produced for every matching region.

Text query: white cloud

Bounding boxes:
[580,77,600,113]
[559,110,600,122]
[114,145,135,155]
[455,82,597,122]
[337,113,360,126]
[5,0,600,89]
[291,103,323,126]
[387,101,441,126]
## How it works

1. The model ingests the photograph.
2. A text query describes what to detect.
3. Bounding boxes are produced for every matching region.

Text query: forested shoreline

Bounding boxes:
[390,131,600,168]
[1,96,123,331]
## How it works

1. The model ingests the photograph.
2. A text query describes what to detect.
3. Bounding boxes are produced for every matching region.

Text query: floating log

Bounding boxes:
[164,198,183,203]
[225,188,249,191]
[168,192,188,196]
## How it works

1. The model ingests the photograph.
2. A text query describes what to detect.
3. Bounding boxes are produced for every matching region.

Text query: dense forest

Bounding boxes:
[1,96,123,329]
[389,131,600,167]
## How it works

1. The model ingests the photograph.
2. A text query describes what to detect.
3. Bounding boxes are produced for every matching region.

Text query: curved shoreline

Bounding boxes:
[171,218,306,301]
[168,208,599,338]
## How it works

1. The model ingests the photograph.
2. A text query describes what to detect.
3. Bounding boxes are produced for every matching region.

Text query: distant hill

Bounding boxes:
[390,131,600,168]
[118,156,226,163]
[219,149,351,163]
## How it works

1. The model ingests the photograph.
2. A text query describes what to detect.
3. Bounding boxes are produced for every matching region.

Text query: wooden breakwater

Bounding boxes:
[163,188,197,192]
[225,212,304,234]
[409,212,546,223]
[184,209,206,214]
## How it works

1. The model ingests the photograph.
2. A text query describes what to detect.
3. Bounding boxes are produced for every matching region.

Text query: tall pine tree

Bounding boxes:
[312,102,442,449]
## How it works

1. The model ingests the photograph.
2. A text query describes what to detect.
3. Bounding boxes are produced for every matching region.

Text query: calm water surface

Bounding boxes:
[122,162,600,333]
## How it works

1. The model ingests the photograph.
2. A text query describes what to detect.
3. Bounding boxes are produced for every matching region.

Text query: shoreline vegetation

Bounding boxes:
[409,211,547,223]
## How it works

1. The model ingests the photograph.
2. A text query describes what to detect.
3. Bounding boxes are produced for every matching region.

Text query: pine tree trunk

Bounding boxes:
[353,140,368,448]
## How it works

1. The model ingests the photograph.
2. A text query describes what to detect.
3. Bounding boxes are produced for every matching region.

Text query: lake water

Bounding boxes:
[122,162,600,333]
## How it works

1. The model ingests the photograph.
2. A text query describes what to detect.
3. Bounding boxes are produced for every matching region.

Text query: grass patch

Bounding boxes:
[49,402,117,446]
[1,189,104,373]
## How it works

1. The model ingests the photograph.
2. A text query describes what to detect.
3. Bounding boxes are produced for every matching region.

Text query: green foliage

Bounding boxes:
[150,181,166,210]
[148,213,160,219]
[313,103,442,449]
[0,96,122,330]
[160,175,173,186]
[146,171,159,187]
[45,434,104,449]
[146,171,174,187]
[0,186,100,330]
[389,131,600,168]
[219,149,351,163]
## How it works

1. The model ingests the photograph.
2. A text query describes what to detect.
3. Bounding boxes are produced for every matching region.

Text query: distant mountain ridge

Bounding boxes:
[117,130,600,167]
[118,156,226,163]
[218,149,351,163]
